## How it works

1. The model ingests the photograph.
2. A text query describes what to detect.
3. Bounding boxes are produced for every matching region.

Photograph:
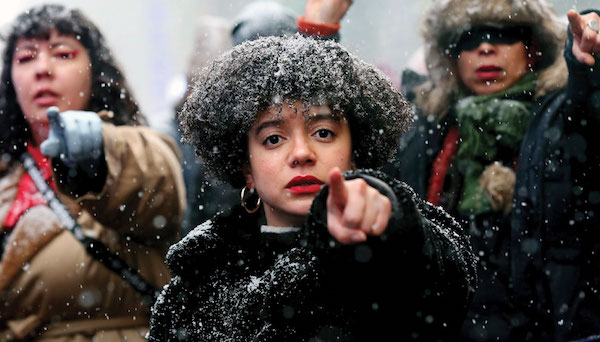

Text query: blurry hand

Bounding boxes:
[567,10,600,66]
[326,167,392,244]
[304,0,353,25]
[40,106,103,167]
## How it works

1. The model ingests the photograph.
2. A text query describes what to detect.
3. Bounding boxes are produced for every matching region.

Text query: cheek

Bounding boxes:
[330,138,354,171]
[247,148,278,185]
[456,58,473,83]
[514,52,529,74]
[505,45,529,73]
[339,147,353,170]
[62,66,92,108]
[11,68,28,99]
[10,70,37,115]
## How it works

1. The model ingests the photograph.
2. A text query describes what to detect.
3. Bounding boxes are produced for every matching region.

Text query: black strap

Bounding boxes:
[20,152,159,303]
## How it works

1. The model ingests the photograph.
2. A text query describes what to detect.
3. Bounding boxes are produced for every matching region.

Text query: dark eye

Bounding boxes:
[314,129,335,140]
[15,55,34,64]
[264,135,282,146]
[56,52,76,59]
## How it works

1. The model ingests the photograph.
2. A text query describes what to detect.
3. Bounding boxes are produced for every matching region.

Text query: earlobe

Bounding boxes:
[242,164,254,189]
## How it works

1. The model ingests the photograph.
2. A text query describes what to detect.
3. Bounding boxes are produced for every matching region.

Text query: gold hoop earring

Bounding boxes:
[241,186,262,214]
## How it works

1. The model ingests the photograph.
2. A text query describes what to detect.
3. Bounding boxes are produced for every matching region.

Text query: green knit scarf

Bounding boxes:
[454,73,536,215]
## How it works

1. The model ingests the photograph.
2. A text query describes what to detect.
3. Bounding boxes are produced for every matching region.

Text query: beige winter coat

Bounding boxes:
[0,123,186,341]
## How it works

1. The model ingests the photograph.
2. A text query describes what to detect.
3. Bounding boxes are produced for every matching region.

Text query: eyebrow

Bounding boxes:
[254,119,284,136]
[48,41,75,49]
[254,113,342,136]
[15,40,75,52]
[14,43,39,51]
[305,113,342,124]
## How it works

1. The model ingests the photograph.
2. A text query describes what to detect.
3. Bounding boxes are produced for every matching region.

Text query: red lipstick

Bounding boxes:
[476,65,503,80]
[34,88,59,107]
[286,175,324,194]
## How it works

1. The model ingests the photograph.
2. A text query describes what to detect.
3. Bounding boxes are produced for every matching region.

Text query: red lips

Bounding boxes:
[476,65,503,80]
[34,88,59,107]
[286,175,324,194]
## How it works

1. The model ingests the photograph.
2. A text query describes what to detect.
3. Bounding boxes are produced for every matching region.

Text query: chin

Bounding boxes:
[286,198,314,216]
[474,84,505,95]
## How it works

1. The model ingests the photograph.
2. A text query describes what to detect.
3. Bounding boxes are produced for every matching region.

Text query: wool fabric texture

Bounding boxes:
[454,73,536,214]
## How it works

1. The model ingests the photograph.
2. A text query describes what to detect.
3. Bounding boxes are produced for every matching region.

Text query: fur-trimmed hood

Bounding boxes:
[416,0,568,118]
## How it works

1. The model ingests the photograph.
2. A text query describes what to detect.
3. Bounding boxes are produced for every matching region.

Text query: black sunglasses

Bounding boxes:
[451,25,532,56]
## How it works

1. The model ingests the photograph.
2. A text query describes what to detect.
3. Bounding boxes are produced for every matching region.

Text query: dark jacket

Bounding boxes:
[148,170,476,341]
[387,21,600,342]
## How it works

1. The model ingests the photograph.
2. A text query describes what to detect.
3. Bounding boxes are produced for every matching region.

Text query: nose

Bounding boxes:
[34,52,54,80]
[477,42,497,55]
[287,133,316,167]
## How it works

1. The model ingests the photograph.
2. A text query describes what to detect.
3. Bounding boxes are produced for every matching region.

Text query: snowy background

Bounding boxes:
[0,0,596,129]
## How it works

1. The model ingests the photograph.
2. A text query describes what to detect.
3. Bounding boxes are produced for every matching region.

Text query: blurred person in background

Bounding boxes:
[0,4,185,341]
[387,1,600,341]
[231,0,298,45]
[173,15,236,236]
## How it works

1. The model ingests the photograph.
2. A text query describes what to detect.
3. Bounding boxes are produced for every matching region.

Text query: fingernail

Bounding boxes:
[351,233,365,242]
[371,223,379,233]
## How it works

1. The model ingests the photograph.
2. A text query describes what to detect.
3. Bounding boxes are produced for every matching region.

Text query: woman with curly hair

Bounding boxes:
[148,34,476,341]
[0,4,185,341]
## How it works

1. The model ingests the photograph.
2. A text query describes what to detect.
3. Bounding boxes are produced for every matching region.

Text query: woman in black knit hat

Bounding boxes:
[148,34,476,341]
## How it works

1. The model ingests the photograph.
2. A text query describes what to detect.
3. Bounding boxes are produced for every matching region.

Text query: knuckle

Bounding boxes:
[328,226,350,244]
[370,226,384,237]
[349,178,367,192]
[342,214,360,228]
[361,222,374,234]
[382,196,392,211]
[368,187,381,200]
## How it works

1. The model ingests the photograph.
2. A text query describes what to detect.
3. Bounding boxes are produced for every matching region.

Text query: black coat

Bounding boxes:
[387,22,600,342]
[148,170,476,341]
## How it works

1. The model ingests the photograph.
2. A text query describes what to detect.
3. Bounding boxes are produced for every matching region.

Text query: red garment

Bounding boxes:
[3,145,55,228]
[427,127,460,206]
[297,16,341,37]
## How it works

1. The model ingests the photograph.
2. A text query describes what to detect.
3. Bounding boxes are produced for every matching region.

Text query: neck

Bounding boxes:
[263,204,305,228]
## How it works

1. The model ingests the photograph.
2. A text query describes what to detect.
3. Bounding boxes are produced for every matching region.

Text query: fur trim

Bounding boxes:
[479,162,516,215]
[416,0,568,118]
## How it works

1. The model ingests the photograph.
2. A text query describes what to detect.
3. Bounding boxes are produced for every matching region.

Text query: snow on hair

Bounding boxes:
[179,34,412,188]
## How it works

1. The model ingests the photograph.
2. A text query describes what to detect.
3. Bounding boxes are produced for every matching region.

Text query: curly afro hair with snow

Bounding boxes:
[180,34,412,188]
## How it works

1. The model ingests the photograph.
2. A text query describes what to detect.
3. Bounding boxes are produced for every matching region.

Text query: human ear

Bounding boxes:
[242,164,254,189]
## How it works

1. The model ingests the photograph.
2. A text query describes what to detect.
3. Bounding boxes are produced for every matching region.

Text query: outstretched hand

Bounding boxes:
[326,167,392,244]
[304,0,353,25]
[567,10,600,66]
[40,106,104,167]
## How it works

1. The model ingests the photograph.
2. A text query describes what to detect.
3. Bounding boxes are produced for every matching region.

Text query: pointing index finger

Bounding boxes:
[567,10,584,37]
[328,167,347,210]
[46,106,63,131]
